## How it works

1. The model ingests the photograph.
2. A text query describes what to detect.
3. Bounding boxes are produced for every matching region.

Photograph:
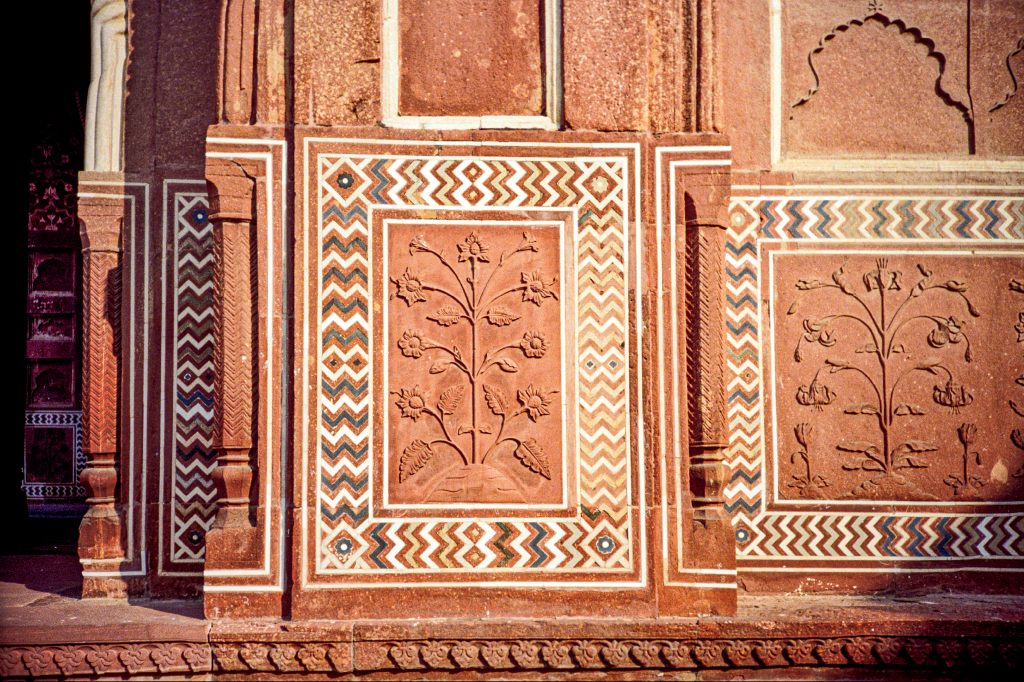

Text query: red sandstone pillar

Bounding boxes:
[684,173,736,581]
[77,187,126,597]
[204,160,259,563]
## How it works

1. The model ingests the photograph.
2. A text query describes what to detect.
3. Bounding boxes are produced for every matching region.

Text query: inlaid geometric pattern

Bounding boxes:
[22,410,84,500]
[724,194,1024,565]
[171,193,216,562]
[310,141,639,582]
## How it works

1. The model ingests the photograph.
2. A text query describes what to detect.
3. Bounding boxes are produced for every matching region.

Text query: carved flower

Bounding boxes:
[394,268,426,305]
[863,258,902,291]
[394,386,429,420]
[796,378,835,411]
[518,385,556,421]
[409,235,430,254]
[397,330,427,358]
[928,317,965,348]
[802,318,836,346]
[457,232,490,262]
[519,331,549,358]
[794,422,812,449]
[516,231,539,252]
[958,423,977,447]
[933,378,973,414]
[521,270,558,305]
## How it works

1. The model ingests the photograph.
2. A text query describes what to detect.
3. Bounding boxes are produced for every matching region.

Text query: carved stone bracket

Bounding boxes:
[76,184,126,595]
[205,158,257,555]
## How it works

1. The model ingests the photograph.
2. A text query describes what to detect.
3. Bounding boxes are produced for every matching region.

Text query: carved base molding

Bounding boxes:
[2,634,1020,678]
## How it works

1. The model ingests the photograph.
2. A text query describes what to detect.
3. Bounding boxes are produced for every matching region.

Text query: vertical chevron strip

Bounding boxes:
[315,152,633,574]
[725,195,1024,563]
[172,194,217,562]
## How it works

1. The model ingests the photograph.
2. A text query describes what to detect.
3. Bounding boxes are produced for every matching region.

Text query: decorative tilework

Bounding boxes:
[724,194,1024,566]
[171,193,216,563]
[307,140,640,584]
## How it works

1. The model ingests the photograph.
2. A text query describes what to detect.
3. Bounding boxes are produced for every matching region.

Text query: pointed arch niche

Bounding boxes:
[786,13,972,156]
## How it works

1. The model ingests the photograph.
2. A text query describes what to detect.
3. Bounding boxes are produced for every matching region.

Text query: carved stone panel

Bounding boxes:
[766,246,1024,504]
[397,0,544,117]
[725,190,1024,591]
[297,134,641,617]
[383,218,568,508]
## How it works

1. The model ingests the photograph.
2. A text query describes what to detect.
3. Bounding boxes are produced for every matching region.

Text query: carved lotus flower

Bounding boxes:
[802,318,836,347]
[394,387,428,420]
[933,378,973,414]
[394,268,426,305]
[518,385,555,421]
[519,331,548,358]
[457,232,490,262]
[928,317,965,348]
[796,378,835,411]
[521,270,558,305]
[863,258,902,291]
[397,330,427,358]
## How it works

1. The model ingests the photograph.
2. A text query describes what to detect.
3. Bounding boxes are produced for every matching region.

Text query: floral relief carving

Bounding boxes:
[788,423,830,499]
[1010,279,1024,477]
[788,259,979,500]
[390,230,560,503]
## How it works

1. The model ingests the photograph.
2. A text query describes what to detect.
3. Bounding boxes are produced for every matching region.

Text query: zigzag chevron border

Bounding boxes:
[309,141,640,583]
[724,194,1024,564]
[170,192,217,564]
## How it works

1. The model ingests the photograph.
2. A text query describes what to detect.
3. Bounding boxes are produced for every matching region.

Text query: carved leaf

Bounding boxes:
[855,343,878,354]
[497,358,520,373]
[429,359,451,374]
[794,345,803,362]
[451,345,463,361]
[1014,429,1024,451]
[483,384,509,415]
[437,385,465,414]
[795,278,825,290]
[901,440,939,453]
[915,361,942,374]
[844,403,879,415]
[399,440,434,482]
[484,306,521,326]
[892,344,905,353]
[427,306,462,326]
[843,458,885,473]
[836,442,882,456]
[825,358,852,372]
[514,438,552,479]
[894,403,926,416]
[788,301,800,315]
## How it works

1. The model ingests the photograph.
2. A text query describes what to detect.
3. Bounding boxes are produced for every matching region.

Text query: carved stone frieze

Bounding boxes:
[2,634,1018,677]
[354,636,1020,672]
[0,643,211,678]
